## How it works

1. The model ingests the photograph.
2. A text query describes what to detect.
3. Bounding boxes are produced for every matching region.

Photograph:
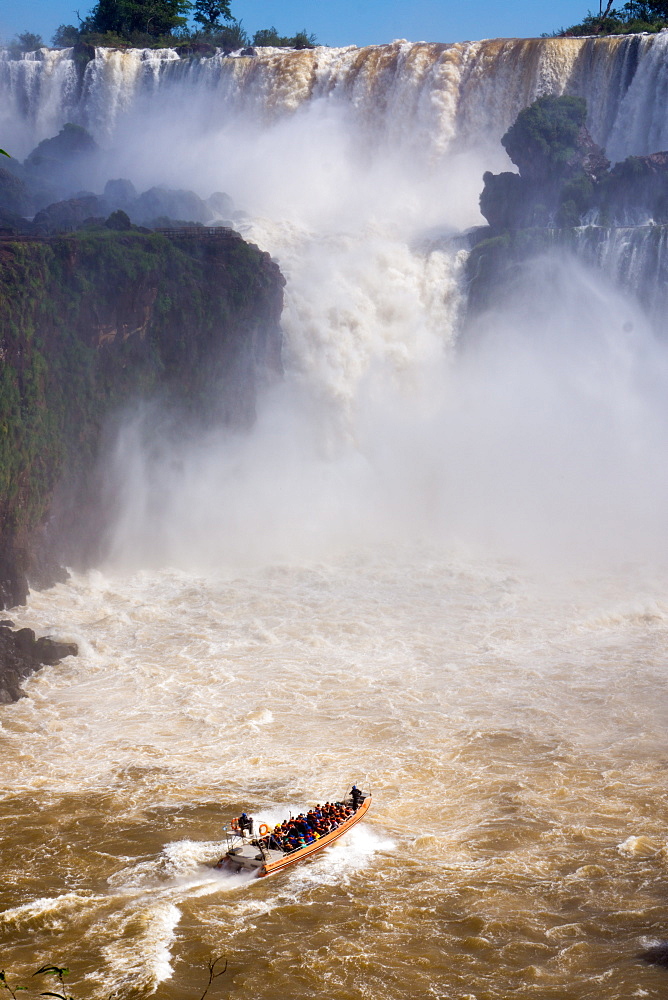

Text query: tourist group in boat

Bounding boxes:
[233,785,366,855]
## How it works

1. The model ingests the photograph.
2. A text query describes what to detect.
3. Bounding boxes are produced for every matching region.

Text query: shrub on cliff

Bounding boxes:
[7,32,44,55]
[252,26,317,48]
[52,24,81,46]
[558,1,668,35]
[501,96,607,183]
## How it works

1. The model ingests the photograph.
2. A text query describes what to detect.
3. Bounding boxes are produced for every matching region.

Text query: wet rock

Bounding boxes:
[133,186,210,226]
[34,635,78,665]
[207,190,234,218]
[501,95,609,185]
[599,151,668,224]
[72,40,95,74]
[479,94,668,229]
[25,122,98,175]
[104,178,137,211]
[0,624,78,704]
[23,123,99,202]
[479,171,525,230]
[33,194,107,233]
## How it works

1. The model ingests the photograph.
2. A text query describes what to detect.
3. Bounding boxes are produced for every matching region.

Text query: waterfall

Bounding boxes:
[573,224,668,324]
[3,35,668,569]
[3,35,668,161]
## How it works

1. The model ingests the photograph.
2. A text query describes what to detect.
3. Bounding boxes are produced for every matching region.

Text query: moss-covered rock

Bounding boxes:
[480,96,609,229]
[0,228,284,607]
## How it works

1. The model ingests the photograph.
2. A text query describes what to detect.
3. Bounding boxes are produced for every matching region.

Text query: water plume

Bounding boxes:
[100,240,668,577]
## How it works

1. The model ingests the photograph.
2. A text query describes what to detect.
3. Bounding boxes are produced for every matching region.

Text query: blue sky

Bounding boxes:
[0,1,597,48]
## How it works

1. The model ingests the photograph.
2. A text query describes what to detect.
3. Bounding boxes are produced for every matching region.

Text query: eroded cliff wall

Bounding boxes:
[0,228,284,608]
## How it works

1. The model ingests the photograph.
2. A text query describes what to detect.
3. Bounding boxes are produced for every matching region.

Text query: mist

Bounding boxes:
[5,44,668,576]
[81,60,668,577]
[101,234,668,576]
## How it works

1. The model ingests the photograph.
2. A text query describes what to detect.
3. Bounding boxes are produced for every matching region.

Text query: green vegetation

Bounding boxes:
[502,95,589,180]
[80,0,192,38]
[192,0,232,33]
[0,229,282,601]
[558,1,668,35]
[252,27,317,48]
[481,93,668,230]
[7,31,44,54]
[42,0,318,51]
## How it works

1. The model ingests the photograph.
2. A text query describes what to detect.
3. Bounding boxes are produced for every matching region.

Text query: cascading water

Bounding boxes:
[5,34,668,159]
[3,35,668,1000]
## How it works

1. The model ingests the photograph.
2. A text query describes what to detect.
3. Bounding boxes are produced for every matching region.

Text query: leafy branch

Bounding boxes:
[0,970,28,1000]
[33,966,73,1000]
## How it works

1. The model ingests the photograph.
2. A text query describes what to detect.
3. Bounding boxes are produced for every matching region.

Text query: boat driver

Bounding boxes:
[238,812,254,836]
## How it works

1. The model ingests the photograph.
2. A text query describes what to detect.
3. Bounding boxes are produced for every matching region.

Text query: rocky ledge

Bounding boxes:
[0,623,77,703]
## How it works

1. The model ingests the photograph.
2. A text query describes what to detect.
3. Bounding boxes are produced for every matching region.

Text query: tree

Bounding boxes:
[192,0,231,33]
[82,0,192,38]
[52,24,81,46]
[561,0,668,34]
[252,26,317,47]
[13,31,44,51]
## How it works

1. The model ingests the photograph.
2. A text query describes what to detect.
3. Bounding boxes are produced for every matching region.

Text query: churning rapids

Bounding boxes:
[3,34,668,1000]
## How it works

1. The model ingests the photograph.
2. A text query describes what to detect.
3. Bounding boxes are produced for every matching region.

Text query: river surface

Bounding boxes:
[2,550,668,999]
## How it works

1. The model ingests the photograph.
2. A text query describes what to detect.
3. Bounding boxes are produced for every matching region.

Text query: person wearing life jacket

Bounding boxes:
[351,785,364,810]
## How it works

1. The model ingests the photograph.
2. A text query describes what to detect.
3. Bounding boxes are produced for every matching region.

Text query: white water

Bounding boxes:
[3,34,668,1000]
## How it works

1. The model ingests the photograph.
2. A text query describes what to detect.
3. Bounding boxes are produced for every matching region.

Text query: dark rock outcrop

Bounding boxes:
[0,624,77,703]
[480,95,668,231]
[24,122,98,175]
[207,191,234,218]
[480,95,610,229]
[469,94,668,329]
[104,178,138,211]
[640,941,668,967]
[21,123,99,208]
[132,186,211,226]
[598,151,668,224]
[33,194,108,233]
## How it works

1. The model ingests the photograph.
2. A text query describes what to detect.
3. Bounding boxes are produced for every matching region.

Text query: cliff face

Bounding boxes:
[0,228,284,608]
[468,95,668,325]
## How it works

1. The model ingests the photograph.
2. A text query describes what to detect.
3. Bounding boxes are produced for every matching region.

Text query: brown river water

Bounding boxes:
[2,550,668,1000]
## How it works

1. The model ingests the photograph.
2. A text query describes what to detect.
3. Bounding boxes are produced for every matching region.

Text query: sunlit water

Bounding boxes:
[3,33,668,1000]
[2,551,668,999]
